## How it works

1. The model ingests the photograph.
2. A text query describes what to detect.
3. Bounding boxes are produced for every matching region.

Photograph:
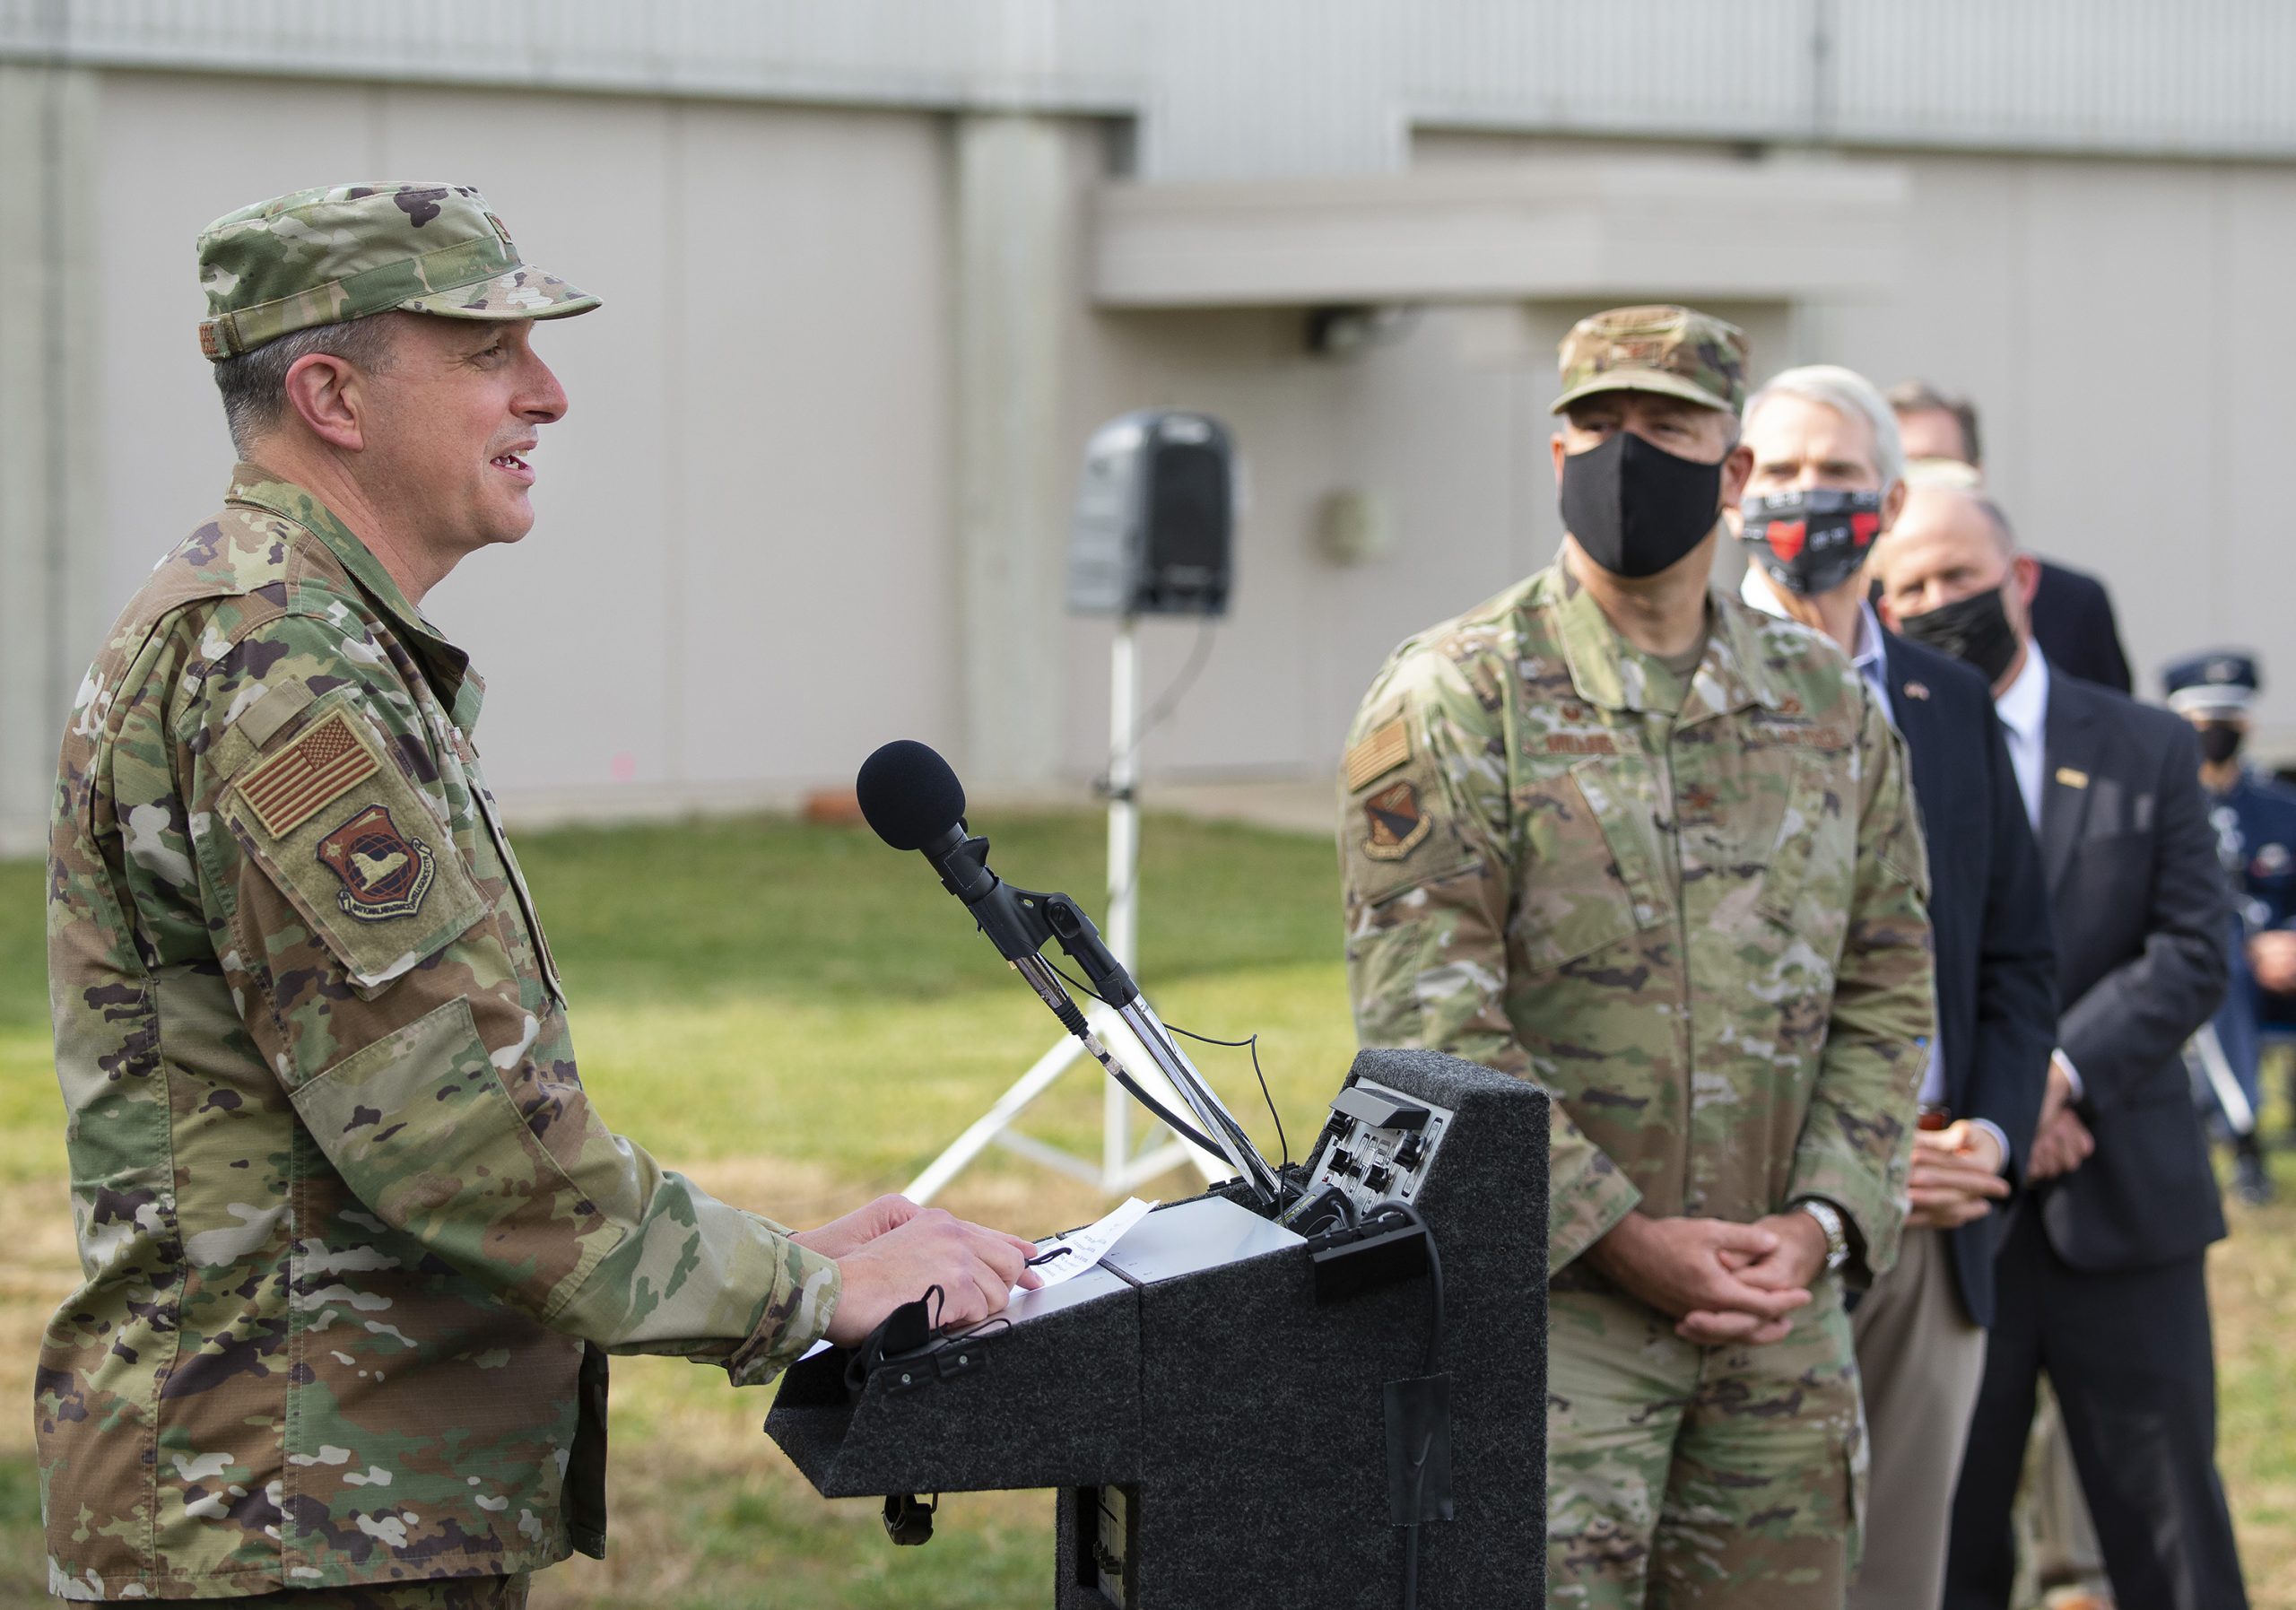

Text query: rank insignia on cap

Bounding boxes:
[317,805,437,921]
[2055,767,2091,790]
[1361,780,1432,861]
[237,711,380,837]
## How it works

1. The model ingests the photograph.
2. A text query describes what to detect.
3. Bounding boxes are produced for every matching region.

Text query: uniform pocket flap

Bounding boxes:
[1510,761,1663,975]
[292,996,624,1315]
[1755,753,1857,951]
[220,690,487,996]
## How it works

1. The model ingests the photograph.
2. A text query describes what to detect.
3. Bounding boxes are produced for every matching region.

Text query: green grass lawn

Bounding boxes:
[2,814,2292,1607]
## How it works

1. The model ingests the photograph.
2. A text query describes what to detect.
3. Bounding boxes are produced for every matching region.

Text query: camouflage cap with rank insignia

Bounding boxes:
[1550,303,1749,415]
[196,181,599,361]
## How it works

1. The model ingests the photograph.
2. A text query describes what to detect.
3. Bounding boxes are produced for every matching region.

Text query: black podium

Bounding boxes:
[765,1048,1549,1608]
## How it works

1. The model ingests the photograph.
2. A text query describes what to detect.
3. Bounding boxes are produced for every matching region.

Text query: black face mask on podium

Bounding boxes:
[1559,430,1725,579]
[1896,585,2022,686]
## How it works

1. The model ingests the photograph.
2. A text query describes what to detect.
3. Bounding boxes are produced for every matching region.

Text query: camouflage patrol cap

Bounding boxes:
[1551,304,1748,415]
[196,181,598,361]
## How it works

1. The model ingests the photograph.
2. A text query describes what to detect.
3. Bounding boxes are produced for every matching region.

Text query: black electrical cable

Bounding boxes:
[1092,616,1218,799]
[1048,958,1292,1173]
[1285,1180,1358,1236]
[1369,1198,1446,1610]
[1370,1199,1445,1375]
[1159,1020,1291,1173]
[1038,986,1227,1156]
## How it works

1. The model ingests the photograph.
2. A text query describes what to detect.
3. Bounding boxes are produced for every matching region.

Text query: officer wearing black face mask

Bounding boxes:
[2163,648,2296,1204]
[1341,305,1939,1609]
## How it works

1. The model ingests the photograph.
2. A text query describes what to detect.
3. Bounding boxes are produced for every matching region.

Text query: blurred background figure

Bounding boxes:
[1886,382,2132,694]
[2163,649,2296,1205]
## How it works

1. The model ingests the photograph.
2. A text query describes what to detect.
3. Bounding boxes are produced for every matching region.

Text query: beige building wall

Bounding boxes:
[70,72,960,835]
[11,65,2296,850]
[1065,135,2296,786]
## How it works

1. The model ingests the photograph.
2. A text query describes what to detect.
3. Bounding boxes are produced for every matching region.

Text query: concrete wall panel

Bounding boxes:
[78,74,954,824]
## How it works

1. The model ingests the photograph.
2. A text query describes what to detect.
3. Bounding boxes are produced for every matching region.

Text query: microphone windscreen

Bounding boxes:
[856,740,968,851]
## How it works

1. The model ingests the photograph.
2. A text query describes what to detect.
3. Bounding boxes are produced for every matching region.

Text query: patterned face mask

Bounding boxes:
[1739,487,1885,598]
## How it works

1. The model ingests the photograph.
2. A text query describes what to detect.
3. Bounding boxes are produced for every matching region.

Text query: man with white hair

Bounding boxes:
[1736,367,2058,1609]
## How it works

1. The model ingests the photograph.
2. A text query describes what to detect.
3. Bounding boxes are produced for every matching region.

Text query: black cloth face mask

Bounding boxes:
[2198,723,2246,766]
[1895,586,2021,685]
[1740,487,1885,597]
[1559,429,1725,579]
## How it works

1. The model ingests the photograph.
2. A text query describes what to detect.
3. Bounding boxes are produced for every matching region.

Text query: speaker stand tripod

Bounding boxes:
[904,618,1223,1204]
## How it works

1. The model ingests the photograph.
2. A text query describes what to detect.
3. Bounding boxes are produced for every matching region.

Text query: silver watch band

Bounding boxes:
[1795,1197,1851,1272]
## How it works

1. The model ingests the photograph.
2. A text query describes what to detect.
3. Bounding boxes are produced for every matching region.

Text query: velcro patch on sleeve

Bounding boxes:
[1345,717,1413,793]
[222,690,489,996]
[236,711,379,837]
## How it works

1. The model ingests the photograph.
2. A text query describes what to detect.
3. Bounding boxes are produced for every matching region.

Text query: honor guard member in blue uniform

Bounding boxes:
[2163,648,2296,1204]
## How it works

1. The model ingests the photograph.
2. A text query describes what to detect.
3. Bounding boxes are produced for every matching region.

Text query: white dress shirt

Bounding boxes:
[1993,646,2052,832]
[1990,645,2083,1101]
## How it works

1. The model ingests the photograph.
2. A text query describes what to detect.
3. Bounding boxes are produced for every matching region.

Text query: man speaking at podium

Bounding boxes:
[1340,307,1935,1607]
[38,183,1034,1607]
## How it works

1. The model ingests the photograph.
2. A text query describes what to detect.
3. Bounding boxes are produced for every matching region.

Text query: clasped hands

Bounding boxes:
[2026,1053,2094,1182]
[1906,1118,2011,1229]
[794,1194,1043,1345]
[1586,1209,1829,1347]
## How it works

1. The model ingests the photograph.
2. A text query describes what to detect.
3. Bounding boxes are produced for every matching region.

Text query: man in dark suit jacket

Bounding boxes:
[2028,559,2131,694]
[1888,381,2132,692]
[1875,482,2247,1610]
[1737,367,2058,1610]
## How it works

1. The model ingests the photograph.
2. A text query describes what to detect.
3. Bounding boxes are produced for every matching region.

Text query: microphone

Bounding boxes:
[856,739,997,911]
[855,740,1282,1206]
[855,738,964,853]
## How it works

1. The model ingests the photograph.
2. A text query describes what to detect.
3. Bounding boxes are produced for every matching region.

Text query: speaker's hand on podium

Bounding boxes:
[1584,1213,1813,1348]
[792,1194,930,1260]
[816,1202,1044,1345]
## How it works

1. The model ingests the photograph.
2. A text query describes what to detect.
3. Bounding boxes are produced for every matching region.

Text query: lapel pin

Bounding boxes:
[1902,681,1930,701]
[2055,767,2091,790]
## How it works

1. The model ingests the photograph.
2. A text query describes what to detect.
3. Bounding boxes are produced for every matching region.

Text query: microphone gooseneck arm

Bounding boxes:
[916,822,1282,1207]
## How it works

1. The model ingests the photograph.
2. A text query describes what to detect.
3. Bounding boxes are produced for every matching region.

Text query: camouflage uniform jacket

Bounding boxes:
[1341,562,1934,1285]
[39,466,840,1601]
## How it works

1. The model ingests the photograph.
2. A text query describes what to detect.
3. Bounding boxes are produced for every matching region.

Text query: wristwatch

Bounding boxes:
[1793,1197,1852,1273]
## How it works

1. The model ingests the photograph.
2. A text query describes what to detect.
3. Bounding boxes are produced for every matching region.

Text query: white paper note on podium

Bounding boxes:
[1019,1196,1157,1296]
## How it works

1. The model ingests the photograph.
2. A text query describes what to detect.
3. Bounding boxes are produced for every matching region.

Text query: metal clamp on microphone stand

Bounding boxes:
[925,817,1283,1210]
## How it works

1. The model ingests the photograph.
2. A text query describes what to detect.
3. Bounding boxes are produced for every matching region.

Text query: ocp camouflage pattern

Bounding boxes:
[196,183,596,360]
[1545,1281,1867,1606]
[1338,562,1934,1284]
[39,467,839,1600]
[1550,303,1749,415]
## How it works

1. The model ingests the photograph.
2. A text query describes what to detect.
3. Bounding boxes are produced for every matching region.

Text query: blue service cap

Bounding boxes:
[2162,649,2261,714]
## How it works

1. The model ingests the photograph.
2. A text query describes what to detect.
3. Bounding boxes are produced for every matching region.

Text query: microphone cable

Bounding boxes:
[1048,958,1291,1175]
[1365,1197,1446,1610]
[1091,617,1219,803]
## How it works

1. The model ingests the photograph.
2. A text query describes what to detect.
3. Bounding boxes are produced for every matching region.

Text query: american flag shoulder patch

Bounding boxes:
[236,710,381,838]
[1344,718,1412,793]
